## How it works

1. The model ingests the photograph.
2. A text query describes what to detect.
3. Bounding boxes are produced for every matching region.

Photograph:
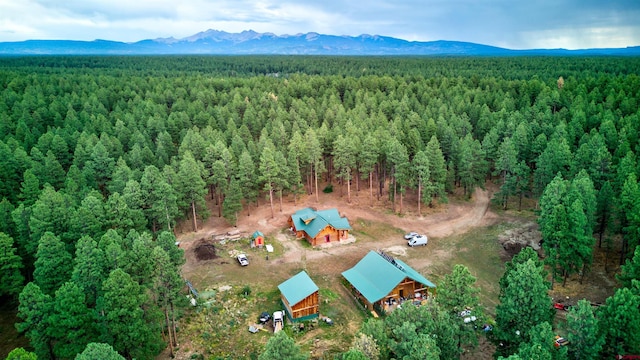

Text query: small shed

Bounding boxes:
[278,271,320,322]
[252,231,264,248]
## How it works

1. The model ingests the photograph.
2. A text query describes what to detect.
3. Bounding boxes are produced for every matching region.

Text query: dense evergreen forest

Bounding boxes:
[1,55,640,359]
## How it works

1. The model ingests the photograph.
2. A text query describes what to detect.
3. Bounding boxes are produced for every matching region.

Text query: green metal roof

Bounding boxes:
[342,251,436,304]
[278,271,319,306]
[290,208,352,238]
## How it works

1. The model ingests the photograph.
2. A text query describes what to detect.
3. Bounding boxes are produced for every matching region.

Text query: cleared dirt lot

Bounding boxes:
[178,186,494,277]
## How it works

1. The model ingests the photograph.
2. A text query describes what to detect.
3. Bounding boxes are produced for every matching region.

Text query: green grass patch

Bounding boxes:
[351,218,403,242]
[319,288,339,301]
[427,221,518,316]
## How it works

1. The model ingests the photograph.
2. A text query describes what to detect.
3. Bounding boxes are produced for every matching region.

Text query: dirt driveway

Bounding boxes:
[178,186,495,279]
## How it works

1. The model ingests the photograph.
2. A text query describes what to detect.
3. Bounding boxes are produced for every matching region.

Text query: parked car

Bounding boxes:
[259,311,271,324]
[554,336,569,348]
[237,254,249,266]
[553,303,571,311]
[408,235,428,247]
[404,231,419,240]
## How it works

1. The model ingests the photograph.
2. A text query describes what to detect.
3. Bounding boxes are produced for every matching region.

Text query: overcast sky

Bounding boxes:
[1,0,639,49]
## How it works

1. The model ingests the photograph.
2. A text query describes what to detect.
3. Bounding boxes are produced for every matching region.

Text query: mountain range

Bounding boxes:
[1,29,639,56]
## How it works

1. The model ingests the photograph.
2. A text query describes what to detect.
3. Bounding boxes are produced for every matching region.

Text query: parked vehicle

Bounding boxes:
[404,231,419,240]
[237,254,249,266]
[259,311,271,324]
[273,310,284,333]
[408,235,428,247]
[554,336,569,347]
[464,316,477,323]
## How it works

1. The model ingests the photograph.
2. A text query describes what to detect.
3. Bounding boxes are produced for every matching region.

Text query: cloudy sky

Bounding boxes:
[1,0,639,49]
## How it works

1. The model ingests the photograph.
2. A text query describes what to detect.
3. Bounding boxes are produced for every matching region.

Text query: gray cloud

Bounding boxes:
[1,0,638,49]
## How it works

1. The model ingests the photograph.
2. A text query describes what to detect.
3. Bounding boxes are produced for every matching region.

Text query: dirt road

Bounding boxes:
[179,186,493,276]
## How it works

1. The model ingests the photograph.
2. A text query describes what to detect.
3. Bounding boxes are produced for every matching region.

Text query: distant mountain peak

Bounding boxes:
[1,30,639,56]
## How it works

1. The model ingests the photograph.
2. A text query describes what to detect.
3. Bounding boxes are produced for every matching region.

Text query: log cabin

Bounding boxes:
[288,207,352,246]
[278,271,320,322]
[342,250,436,314]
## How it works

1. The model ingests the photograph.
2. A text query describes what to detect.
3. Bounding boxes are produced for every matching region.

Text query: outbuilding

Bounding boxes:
[252,231,264,248]
[278,271,320,322]
[342,250,436,314]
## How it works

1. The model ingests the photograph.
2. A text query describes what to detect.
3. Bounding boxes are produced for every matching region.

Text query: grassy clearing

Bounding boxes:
[410,221,517,316]
[351,217,404,243]
[177,207,531,359]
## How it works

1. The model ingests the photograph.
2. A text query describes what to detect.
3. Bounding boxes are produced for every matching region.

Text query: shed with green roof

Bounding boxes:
[252,231,264,247]
[342,251,436,312]
[278,271,320,322]
[287,207,352,246]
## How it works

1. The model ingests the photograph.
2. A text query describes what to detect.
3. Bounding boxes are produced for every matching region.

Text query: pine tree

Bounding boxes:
[0,232,24,297]
[223,177,243,226]
[259,140,280,219]
[175,151,208,231]
[333,133,358,203]
[387,138,410,214]
[140,165,178,232]
[496,137,519,209]
[493,259,553,358]
[258,331,308,360]
[18,169,41,207]
[48,281,99,359]
[101,269,163,360]
[151,246,183,357]
[237,150,258,213]
[413,150,431,215]
[595,180,613,247]
[68,192,106,241]
[598,285,640,357]
[75,342,125,360]
[515,322,566,360]
[538,174,569,288]
[437,264,480,316]
[306,128,325,203]
[33,232,73,296]
[71,235,105,307]
[618,247,640,288]
[359,133,379,206]
[565,299,603,360]
[29,184,74,252]
[16,282,53,360]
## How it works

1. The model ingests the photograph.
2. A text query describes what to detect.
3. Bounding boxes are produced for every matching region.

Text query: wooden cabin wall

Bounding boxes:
[290,292,320,319]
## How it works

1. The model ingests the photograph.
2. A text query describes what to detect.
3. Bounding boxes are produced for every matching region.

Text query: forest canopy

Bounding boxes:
[1,55,640,359]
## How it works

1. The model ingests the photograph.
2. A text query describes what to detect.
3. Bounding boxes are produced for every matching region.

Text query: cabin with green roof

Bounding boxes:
[287,207,352,246]
[278,271,320,322]
[342,250,436,313]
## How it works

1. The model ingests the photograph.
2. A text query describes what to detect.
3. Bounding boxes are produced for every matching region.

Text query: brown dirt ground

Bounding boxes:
[177,183,495,280]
